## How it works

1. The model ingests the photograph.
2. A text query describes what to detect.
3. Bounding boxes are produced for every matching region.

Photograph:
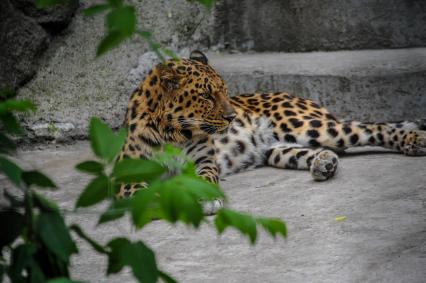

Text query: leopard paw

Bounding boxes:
[202,198,224,216]
[310,150,339,181]
[403,130,426,156]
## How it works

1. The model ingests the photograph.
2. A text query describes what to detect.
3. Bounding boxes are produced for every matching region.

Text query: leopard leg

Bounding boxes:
[183,137,223,215]
[265,145,339,181]
[402,130,426,156]
[377,120,426,156]
[116,134,152,199]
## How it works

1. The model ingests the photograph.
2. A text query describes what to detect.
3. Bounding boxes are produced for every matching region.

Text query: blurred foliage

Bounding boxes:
[1,0,287,282]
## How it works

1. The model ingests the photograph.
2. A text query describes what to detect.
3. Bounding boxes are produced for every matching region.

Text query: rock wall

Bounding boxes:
[0,0,78,90]
[5,0,426,143]
[215,0,426,52]
[16,0,216,142]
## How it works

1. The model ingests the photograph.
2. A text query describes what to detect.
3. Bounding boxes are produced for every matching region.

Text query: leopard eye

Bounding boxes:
[201,93,211,100]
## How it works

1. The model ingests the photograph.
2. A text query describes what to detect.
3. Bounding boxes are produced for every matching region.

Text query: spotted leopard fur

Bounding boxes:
[117,50,426,212]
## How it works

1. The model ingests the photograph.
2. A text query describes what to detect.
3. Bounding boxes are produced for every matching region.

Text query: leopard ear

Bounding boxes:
[189,50,208,65]
[157,63,182,92]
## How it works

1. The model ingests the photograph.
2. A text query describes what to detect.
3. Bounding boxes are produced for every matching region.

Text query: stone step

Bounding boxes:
[20,48,426,142]
[210,48,426,122]
[214,0,426,52]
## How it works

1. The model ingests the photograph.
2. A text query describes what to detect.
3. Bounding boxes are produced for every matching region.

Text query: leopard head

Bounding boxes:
[133,50,236,142]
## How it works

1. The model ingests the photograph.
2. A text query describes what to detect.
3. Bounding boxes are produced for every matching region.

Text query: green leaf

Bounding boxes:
[170,175,225,200]
[106,0,123,8]
[158,270,178,283]
[106,6,136,36]
[106,238,130,274]
[22,170,57,189]
[131,188,161,228]
[75,160,104,175]
[147,175,224,228]
[35,0,65,9]
[8,243,36,281]
[121,241,158,283]
[0,87,16,99]
[96,5,136,56]
[0,99,35,114]
[157,180,204,227]
[36,212,78,263]
[97,31,128,56]
[160,48,179,61]
[0,210,24,248]
[194,0,216,8]
[0,132,16,153]
[33,191,60,212]
[181,161,198,177]
[83,4,110,16]
[215,209,258,244]
[89,118,127,161]
[0,112,22,134]
[70,224,108,254]
[106,238,160,283]
[113,158,165,183]
[151,144,187,170]
[76,175,109,208]
[138,30,152,39]
[99,198,131,224]
[0,157,23,187]
[30,261,46,283]
[257,218,287,239]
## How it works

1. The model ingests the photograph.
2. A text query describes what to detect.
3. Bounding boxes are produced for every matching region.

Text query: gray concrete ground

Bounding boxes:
[2,142,426,282]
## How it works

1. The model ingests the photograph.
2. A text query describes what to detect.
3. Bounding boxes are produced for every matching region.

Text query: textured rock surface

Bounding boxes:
[16,0,217,142]
[10,0,426,143]
[11,0,79,34]
[1,142,425,282]
[18,48,426,142]
[0,0,49,89]
[0,0,78,90]
[216,0,426,52]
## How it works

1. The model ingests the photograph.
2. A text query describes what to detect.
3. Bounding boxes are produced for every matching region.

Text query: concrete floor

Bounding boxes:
[2,142,426,283]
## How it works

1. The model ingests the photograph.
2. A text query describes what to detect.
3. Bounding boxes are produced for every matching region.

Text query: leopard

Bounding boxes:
[117,50,426,214]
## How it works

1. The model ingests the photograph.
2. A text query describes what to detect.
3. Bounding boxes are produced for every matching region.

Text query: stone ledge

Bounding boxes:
[210,48,426,122]
[20,48,426,142]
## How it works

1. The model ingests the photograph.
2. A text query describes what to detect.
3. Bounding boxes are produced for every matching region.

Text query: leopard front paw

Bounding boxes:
[202,198,224,216]
[310,150,339,181]
[403,130,426,156]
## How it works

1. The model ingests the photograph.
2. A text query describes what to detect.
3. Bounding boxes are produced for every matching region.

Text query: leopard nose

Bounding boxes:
[223,113,236,122]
